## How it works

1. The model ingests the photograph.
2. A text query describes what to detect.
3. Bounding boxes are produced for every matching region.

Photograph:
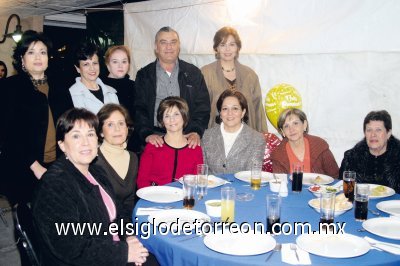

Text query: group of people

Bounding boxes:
[0,25,399,266]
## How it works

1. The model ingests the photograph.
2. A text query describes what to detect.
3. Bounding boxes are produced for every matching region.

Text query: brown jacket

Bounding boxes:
[271,134,339,178]
[201,60,268,132]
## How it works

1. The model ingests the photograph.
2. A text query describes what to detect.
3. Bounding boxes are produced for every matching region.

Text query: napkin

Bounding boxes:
[364,236,400,255]
[136,208,164,216]
[281,244,311,265]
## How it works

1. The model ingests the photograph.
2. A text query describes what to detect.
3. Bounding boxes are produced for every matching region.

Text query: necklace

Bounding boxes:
[221,66,235,72]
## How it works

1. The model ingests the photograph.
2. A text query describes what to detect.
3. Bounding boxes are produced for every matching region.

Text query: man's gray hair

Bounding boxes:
[155,26,180,42]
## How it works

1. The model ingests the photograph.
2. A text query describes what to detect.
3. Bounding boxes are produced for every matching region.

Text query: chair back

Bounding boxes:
[263,132,281,172]
[14,203,41,266]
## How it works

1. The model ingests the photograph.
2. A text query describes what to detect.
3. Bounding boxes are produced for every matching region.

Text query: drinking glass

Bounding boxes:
[266,194,281,234]
[221,186,235,223]
[182,175,197,209]
[320,192,335,231]
[343,171,356,202]
[291,163,303,192]
[355,183,369,221]
[197,164,208,199]
[251,161,262,190]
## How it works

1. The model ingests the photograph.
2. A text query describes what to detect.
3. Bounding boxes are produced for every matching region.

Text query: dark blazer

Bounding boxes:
[0,72,73,204]
[32,156,128,266]
[134,59,210,147]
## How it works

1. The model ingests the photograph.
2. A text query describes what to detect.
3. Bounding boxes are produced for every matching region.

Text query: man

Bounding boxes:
[135,26,210,151]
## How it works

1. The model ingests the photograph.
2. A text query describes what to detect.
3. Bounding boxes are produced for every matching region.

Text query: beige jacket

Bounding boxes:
[201,60,268,132]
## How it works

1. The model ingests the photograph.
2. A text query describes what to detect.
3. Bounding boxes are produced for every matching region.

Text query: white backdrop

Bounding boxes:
[124,0,400,164]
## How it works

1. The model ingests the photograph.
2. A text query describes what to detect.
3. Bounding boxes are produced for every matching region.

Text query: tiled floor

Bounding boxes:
[0,195,21,266]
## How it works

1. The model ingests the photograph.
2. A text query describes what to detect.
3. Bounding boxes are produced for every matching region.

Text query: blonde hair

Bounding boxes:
[104,45,131,65]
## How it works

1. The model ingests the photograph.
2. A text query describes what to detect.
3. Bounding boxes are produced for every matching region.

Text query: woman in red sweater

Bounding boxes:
[270,108,339,178]
[137,97,203,188]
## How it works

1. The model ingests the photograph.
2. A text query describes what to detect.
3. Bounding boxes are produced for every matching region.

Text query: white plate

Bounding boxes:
[234,171,274,183]
[308,198,353,216]
[136,186,183,203]
[296,233,370,258]
[178,175,227,188]
[308,184,341,197]
[301,173,334,185]
[376,200,400,216]
[148,209,210,230]
[362,217,400,240]
[204,230,276,256]
[367,184,396,199]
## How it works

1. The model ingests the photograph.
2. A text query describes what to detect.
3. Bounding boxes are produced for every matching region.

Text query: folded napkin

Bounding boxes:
[364,236,400,255]
[281,244,311,265]
[136,208,164,216]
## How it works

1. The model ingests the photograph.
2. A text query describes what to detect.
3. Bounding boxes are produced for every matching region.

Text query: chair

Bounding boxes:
[13,203,41,266]
[262,132,281,172]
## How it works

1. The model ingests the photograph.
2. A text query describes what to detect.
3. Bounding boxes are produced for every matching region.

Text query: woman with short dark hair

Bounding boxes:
[95,103,138,219]
[202,90,265,174]
[0,30,72,204]
[33,108,149,266]
[137,96,203,188]
[69,42,119,114]
[339,110,400,192]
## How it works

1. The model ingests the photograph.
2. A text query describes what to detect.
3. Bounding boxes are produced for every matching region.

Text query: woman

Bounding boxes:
[201,26,267,132]
[69,42,119,114]
[95,104,138,219]
[270,108,339,178]
[0,60,7,79]
[0,30,72,204]
[102,45,135,119]
[202,90,265,174]
[137,97,203,188]
[32,108,148,266]
[102,45,138,151]
[339,110,400,193]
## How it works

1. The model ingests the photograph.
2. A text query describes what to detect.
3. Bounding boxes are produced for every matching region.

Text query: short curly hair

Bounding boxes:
[12,30,52,74]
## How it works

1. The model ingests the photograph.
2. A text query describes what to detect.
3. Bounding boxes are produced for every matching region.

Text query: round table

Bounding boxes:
[133,174,400,266]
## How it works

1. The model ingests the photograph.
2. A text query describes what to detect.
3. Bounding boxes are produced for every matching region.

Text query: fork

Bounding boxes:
[265,243,281,262]
[290,244,300,263]
[368,209,380,216]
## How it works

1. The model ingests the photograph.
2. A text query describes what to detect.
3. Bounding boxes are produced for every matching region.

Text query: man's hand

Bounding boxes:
[184,132,200,149]
[145,134,164,147]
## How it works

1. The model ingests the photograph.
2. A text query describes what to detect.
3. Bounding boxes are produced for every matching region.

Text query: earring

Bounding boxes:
[65,153,69,160]
[22,63,27,72]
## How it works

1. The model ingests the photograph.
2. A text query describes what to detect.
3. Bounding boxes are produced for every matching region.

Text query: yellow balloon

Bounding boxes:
[265,83,302,130]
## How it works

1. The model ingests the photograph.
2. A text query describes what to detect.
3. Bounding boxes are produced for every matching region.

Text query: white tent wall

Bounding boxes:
[124,0,400,164]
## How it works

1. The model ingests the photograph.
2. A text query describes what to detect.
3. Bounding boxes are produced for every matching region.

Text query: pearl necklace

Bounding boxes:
[221,66,235,72]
